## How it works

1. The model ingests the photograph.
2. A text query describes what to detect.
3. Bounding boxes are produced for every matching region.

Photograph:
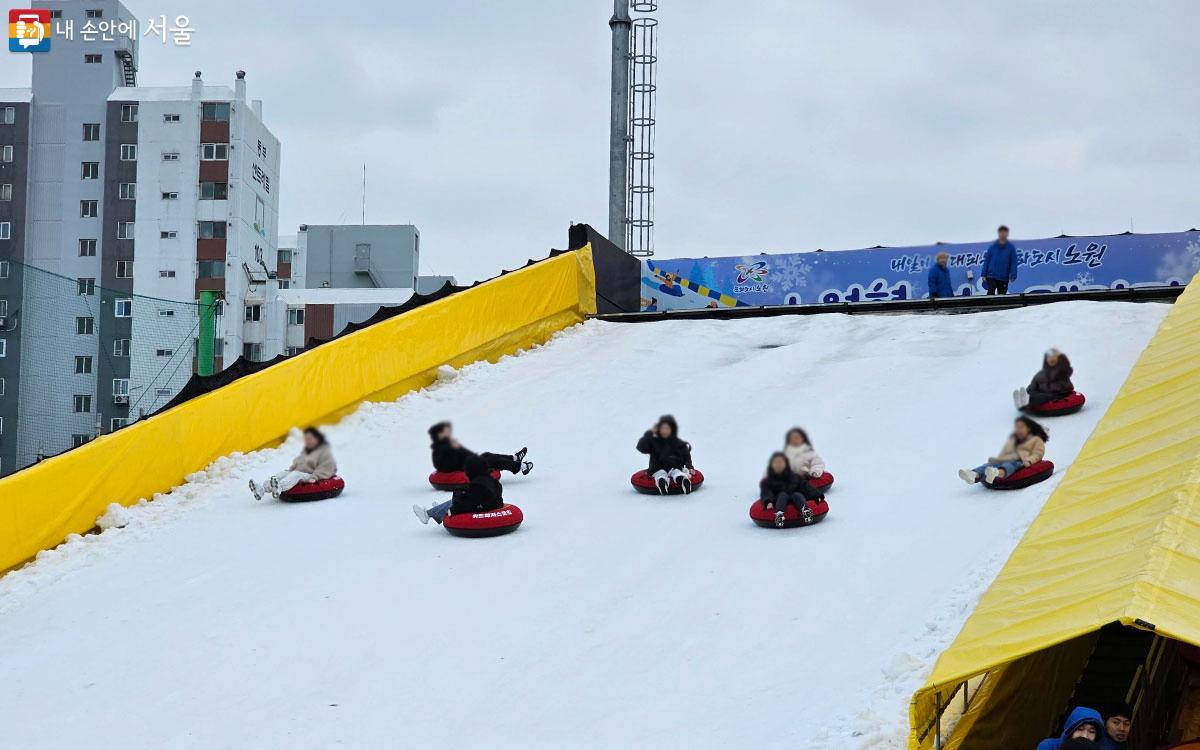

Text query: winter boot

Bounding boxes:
[249,480,263,501]
[521,461,534,476]
[984,466,1004,484]
[268,476,282,499]
[774,510,786,528]
[680,475,692,495]
[412,504,430,525]
[958,469,979,485]
[656,476,670,495]
[514,447,528,464]
[801,504,815,525]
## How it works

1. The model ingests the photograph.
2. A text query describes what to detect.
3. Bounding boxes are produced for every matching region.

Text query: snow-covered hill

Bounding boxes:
[0,302,1170,749]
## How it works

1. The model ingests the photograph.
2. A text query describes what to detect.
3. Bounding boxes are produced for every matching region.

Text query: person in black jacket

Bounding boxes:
[1014,348,1075,409]
[428,421,532,475]
[760,451,824,527]
[636,414,695,494]
[414,456,505,525]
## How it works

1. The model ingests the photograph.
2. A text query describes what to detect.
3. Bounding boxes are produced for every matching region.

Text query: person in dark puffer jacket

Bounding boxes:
[636,415,695,494]
[1014,348,1075,409]
[428,421,531,476]
[414,456,505,525]
[759,451,824,527]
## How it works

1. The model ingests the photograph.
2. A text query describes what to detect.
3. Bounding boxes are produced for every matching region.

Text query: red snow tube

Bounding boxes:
[983,460,1054,490]
[630,469,705,495]
[808,472,834,491]
[749,498,830,528]
[280,476,345,502]
[1023,391,1086,416]
[443,504,524,538]
[428,470,502,491]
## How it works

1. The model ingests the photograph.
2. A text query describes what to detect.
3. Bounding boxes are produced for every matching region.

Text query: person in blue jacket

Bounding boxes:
[928,251,954,298]
[981,225,1019,295]
[1037,706,1105,750]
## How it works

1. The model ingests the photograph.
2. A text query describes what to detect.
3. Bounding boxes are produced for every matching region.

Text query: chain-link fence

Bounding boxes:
[0,259,215,476]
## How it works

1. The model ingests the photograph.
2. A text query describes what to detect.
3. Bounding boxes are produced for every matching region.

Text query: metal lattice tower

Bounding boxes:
[626,2,658,257]
[609,1,658,257]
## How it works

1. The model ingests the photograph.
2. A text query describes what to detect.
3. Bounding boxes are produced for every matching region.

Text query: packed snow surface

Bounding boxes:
[0,302,1170,749]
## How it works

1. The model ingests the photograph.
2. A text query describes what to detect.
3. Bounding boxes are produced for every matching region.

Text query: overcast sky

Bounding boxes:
[4,1,1198,281]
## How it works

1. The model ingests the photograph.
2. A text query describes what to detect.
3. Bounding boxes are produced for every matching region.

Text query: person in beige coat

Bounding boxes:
[249,427,338,500]
[959,416,1048,485]
[783,427,827,479]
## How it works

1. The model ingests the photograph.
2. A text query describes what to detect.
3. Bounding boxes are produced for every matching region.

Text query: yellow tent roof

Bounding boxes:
[910,276,1200,748]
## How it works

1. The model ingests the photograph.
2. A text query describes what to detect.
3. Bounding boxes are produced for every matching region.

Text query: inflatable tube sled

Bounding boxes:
[749,498,830,528]
[808,472,834,491]
[630,469,706,495]
[443,504,524,538]
[983,460,1054,490]
[1023,391,1085,417]
[429,470,502,491]
[280,476,345,502]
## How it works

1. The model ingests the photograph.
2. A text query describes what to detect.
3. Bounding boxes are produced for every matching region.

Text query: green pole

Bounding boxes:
[198,291,217,376]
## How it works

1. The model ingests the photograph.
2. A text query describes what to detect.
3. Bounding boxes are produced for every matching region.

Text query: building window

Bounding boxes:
[0,222,9,240]
[1,145,12,163]
[73,394,92,413]
[159,269,176,278]
[0,339,5,357]
[160,231,177,239]
[278,249,292,263]
[115,260,133,278]
[84,53,102,64]
[0,377,5,396]
[113,338,130,356]
[74,355,93,374]
[158,309,175,317]
[110,418,128,432]
[120,144,137,161]
[115,298,132,317]
[83,123,100,141]
[77,316,95,335]
[113,379,129,397]
[117,221,134,239]
[243,343,262,361]
[156,348,173,357]
[197,260,225,279]
[200,143,229,161]
[80,200,98,218]
[201,102,231,122]
[244,304,262,322]
[285,347,301,356]
[198,221,227,239]
[0,184,10,201]
[119,182,136,200]
[0,261,8,278]
[86,9,103,18]
[1,107,14,125]
[0,299,7,318]
[161,191,178,200]
[162,152,180,162]
[120,104,138,123]
[200,182,228,200]
[154,388,171,397]
[48,10,62,18]
[72,434,91,447]
[163,113,180,123]
[79,239,97,256]
[278,279,291,290]
[81,161,99,180]
[287,308,305,326]
[77,278,95,296]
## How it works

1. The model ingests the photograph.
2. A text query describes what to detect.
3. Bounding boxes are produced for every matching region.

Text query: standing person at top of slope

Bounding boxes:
[428,421,532,476]
[958,416,1048,485]
[413,455,505,525]
[249,426,337,500]
[1037,707,1105,750]
[783,427,826,480]
[981,225,1019,295]
[927,251,955,299]
[759,451,825,527]
[1014,348,1075,409]
[637,415,695,494]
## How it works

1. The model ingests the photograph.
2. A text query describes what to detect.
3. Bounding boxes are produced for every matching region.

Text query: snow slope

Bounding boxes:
[0,302,1170,750]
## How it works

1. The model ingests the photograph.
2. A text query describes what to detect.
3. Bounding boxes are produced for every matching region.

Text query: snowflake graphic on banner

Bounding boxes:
[768,255,813,290]
[1155,240,1200,283]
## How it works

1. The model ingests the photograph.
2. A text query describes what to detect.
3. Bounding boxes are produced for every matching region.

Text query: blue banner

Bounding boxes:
[640,230,1200,311]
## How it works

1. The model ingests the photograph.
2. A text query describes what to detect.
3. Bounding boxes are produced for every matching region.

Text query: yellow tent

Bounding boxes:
[910,274,1200,749]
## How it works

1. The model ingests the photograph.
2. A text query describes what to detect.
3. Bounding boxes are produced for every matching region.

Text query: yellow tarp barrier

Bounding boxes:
[910,273,1200,748]
[0,247,597,574]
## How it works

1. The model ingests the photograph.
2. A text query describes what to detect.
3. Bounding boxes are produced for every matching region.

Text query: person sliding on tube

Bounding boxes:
[428,421,532,476]
[783,427,826,481]
[959,416,1048,486]
[1014,348,1075,409]
[637,415,694,494]
[413,455,504,525]
[760,451,824,527]
[249,426,337,500]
